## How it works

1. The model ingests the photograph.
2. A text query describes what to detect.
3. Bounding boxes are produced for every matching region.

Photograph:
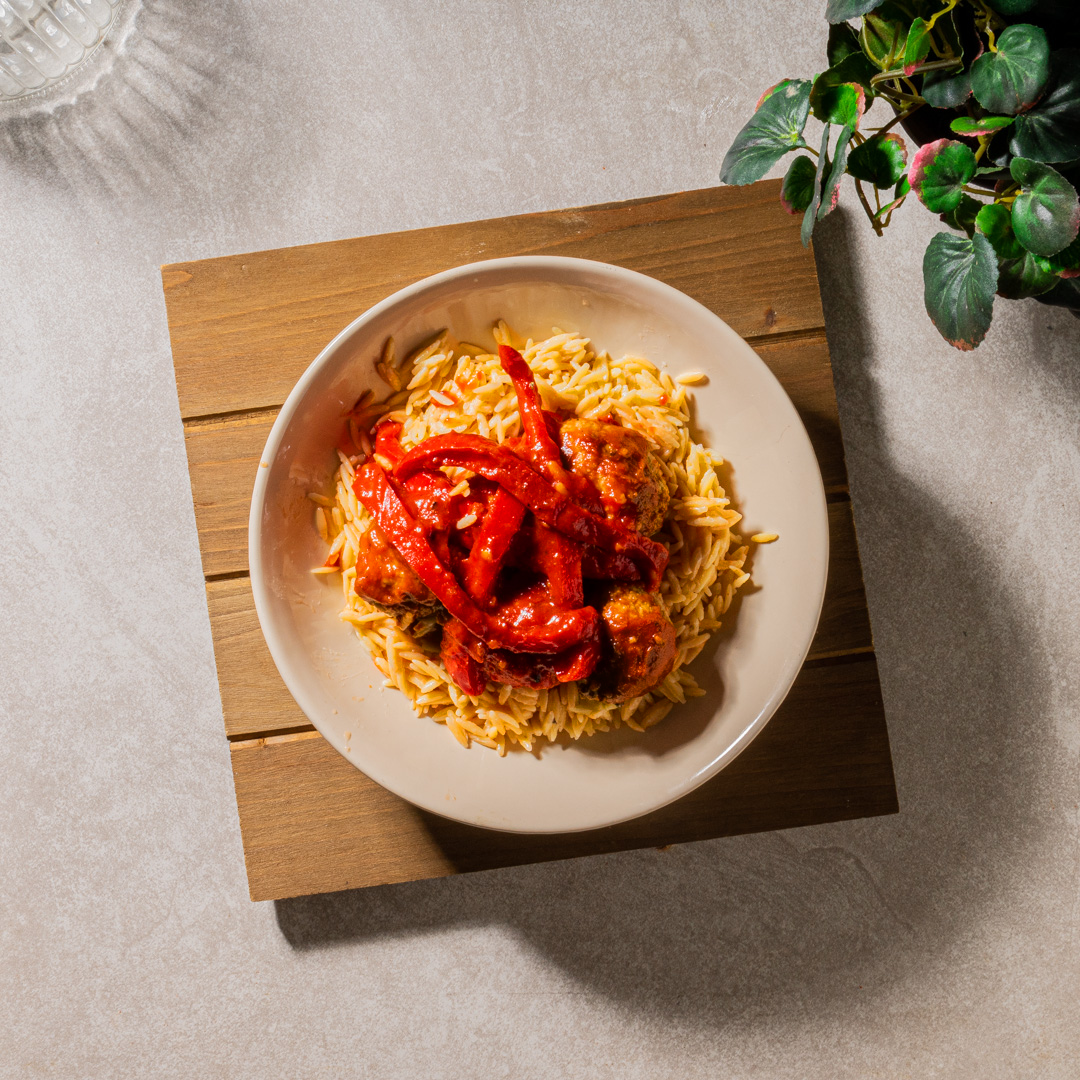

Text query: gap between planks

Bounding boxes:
[207,492,870,741]
[178,326,831,427]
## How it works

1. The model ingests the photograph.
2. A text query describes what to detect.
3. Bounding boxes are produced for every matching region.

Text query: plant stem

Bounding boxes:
[854,178,885,236]
[924,0,959,34]
[972,0,999,52]
[871,57,962,85]
[876,102,924,137]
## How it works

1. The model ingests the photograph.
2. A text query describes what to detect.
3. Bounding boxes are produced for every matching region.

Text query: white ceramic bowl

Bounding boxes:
[249,256,828,833]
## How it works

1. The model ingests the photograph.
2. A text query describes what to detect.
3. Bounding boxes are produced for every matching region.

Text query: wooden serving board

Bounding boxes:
[163,183,897,902]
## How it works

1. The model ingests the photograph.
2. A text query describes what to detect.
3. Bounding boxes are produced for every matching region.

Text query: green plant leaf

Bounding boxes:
[817,51,879,98]
[1010,157,1080,255]
[910,139,977,213]
[970,24,1051,115]
[1009,50,1080,163]
[781,155,818,214]
[977,201,1060,299]
[975,201,1024,260]
[847,132,909,187]
[819,125,855,220]
[922,231,998,350]
[1032,233,1080,276]
[825,0,878,24]
[903,17,932,77]
[810,78,866,128]
[719,79,812,186]
[802,124,832,248]
[940,193,982,236]
[997,252,1061,298]
[950,115,1014,136]
[827,21,862,67]
[923,65,972,108]
[860,4,909,71]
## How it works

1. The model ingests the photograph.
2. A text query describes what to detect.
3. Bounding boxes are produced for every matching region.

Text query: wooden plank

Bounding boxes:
[182,333,844,579]
[817,499,874,659]
[206,577,309,738]
[183,409,277,578]
[232,654,896,901]
[165,183,825,418]
[207,498,870,739]
[753,333,847,495]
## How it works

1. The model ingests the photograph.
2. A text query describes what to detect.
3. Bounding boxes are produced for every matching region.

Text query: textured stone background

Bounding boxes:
[2,1,1078,1076]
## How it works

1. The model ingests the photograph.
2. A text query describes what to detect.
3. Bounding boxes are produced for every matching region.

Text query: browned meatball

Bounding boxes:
[586,584,677,703]
[559,417,669,535]
[353,526,441,620]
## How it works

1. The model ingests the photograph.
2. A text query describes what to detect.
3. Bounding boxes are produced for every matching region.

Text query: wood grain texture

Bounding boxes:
[753,333,847,495]
[206,498,870,739]
[161,180,895,903]
[232,655,895,901]
[206,576,309,738]
[183,409,277,578]
[165,183,824,418]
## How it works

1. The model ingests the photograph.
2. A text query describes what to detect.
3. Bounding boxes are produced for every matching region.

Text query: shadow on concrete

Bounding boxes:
[274,207,1073,1029]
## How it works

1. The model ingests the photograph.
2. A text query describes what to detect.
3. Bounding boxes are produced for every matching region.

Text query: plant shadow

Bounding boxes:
[274,208,1071,1029]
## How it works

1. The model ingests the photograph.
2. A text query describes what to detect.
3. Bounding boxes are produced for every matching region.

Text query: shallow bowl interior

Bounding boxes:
[249,257,828,833]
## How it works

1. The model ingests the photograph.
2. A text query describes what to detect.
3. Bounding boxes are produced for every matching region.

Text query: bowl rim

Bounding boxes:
[248,254,828,833]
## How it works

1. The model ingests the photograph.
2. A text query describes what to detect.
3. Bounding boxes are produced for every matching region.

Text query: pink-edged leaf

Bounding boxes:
[903,17,931,77]
[755,82,784,111]
[950,115,1014,137]
[809,78,866,129]
[909,138,977,213]
[780,155,818,214]
[847,131,909,188]
[922,232,998,350]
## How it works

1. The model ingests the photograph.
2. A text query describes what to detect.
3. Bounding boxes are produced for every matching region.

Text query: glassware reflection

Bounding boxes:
[0,0,122,100]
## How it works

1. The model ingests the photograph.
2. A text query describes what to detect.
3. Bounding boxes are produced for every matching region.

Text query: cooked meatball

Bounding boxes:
[559,417,669,535]
[353,525,441,620]
[636,454,669,537]
[585,584,677,703]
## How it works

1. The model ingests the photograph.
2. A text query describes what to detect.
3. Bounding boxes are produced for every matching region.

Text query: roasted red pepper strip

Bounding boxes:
[498,344,563,471]
[551,629,602,683]
[581,547,640,582]
[444,611,601,692]
[394,434,668,590]
[373,420,405,467]
[499,345,602,511]
[532,523,584,608]
[499,345,592,606]
[463,487,526,604]
[440,619,486,696]
[353,461,598,653]
[401,468,457,533]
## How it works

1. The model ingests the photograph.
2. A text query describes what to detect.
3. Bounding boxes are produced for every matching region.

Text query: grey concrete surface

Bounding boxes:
[2,1,1078,1076]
